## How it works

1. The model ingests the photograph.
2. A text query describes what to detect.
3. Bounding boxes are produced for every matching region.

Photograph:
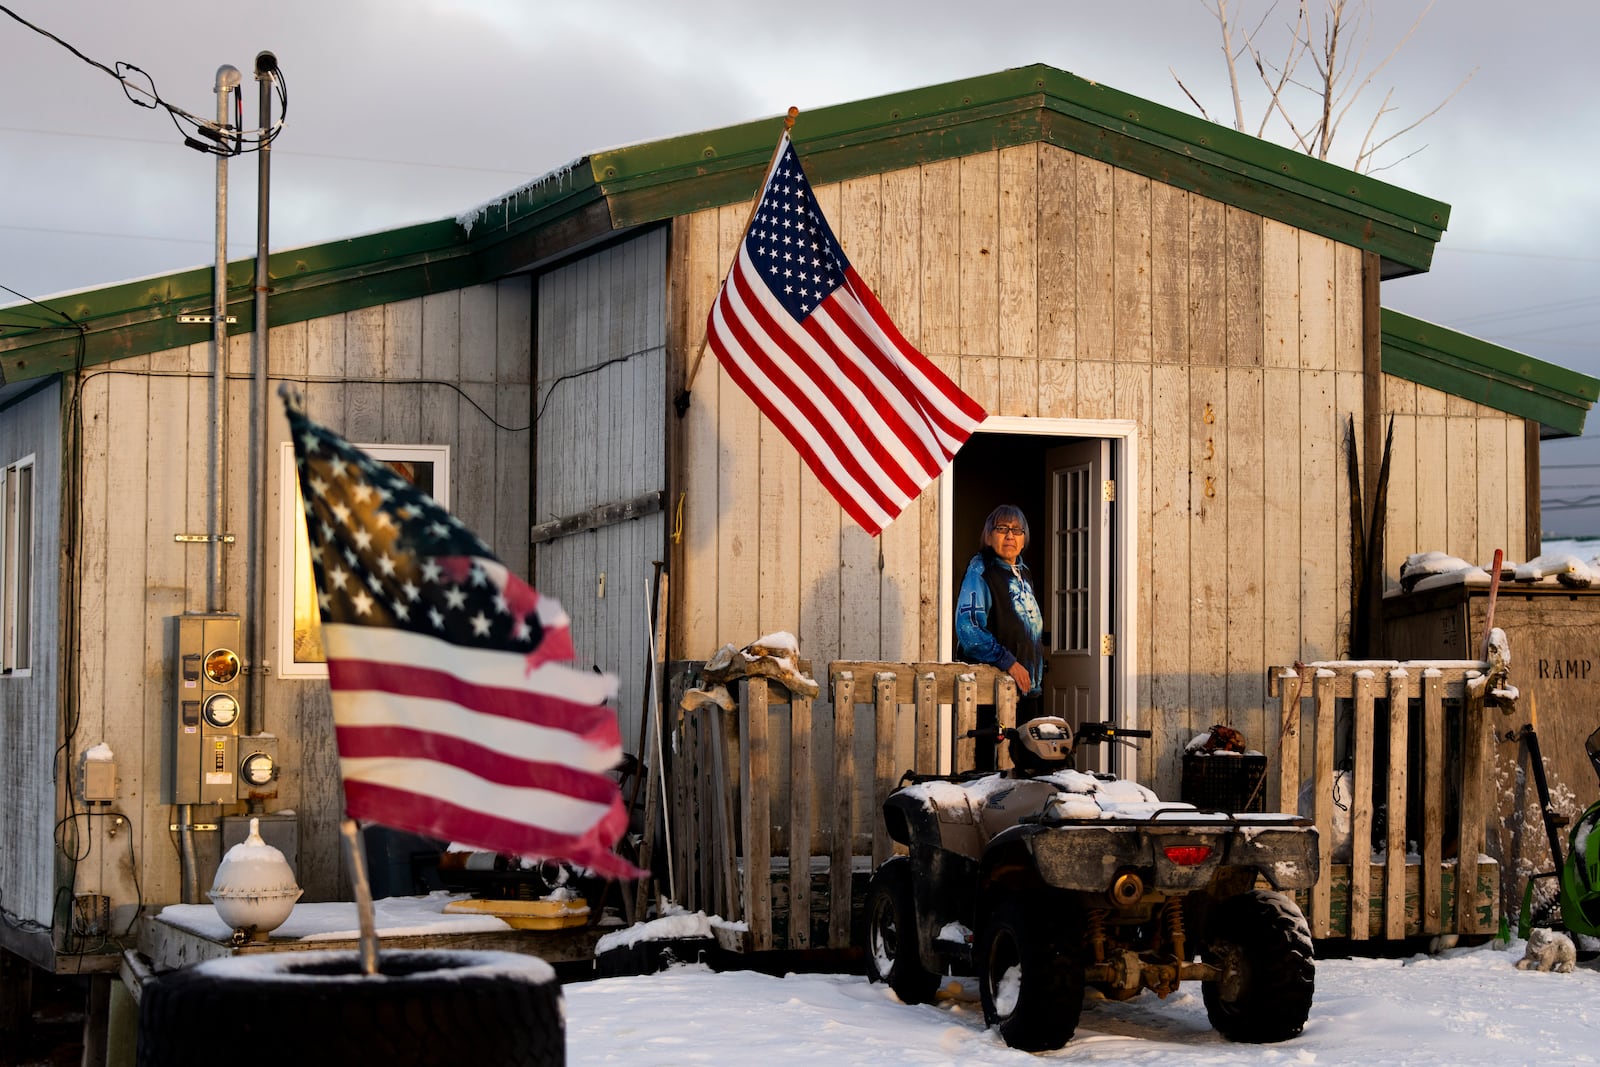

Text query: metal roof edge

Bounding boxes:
[590,63,1450,269]
[1381,307,1599,438]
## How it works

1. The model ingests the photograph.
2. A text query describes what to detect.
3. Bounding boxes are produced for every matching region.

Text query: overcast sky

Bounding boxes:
[4,1,1598,537]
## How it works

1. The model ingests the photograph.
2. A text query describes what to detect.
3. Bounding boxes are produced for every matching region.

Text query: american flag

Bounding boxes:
[705,133,986,536]
[282,388,641,879]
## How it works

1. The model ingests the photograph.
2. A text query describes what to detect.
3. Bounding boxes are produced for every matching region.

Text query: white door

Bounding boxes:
[1044,439,1113,763]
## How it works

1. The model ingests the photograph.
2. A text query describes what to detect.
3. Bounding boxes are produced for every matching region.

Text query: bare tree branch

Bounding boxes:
[1171,68,1214,121]
[1178,0,1470,173]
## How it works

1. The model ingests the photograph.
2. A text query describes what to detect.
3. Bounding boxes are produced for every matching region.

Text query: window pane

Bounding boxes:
[14,464,30,670]
[1,467,11,669]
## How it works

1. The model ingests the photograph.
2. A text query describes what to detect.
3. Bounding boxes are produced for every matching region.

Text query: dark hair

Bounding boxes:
[981,504,1028,550]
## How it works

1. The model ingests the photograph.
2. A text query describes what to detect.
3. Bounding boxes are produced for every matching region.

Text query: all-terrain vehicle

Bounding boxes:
[864,717,1319,1052]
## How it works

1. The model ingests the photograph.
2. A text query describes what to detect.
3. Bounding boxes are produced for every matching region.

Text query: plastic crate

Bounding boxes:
[1181,752,1268,813]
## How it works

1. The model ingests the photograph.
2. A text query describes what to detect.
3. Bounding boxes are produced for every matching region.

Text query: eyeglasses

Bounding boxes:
[992,524,1024,537]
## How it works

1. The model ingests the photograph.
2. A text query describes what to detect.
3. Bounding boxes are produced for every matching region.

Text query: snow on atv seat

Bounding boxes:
[901,772,1304,822]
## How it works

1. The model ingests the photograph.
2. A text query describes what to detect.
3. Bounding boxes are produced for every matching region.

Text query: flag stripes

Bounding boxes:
[704,134,985,536]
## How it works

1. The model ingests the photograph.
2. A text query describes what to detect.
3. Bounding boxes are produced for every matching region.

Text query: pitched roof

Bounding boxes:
[1382,308,1597,438]
[3,62,1587,434]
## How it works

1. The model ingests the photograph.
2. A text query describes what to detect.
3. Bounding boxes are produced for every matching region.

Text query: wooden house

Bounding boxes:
[1,64,1596,981]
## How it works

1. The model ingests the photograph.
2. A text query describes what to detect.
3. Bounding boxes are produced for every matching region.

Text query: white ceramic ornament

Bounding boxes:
[208,817,302,940]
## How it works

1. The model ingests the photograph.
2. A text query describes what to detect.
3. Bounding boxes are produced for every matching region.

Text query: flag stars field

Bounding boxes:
[279,384,641,876]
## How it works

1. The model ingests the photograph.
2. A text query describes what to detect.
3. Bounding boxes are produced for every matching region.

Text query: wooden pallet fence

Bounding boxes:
[674,663,1018,953]
[1268,661,1500,940]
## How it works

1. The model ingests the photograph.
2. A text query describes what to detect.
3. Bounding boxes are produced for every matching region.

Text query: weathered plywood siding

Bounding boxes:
[68,277,532,914]
[0,380,63,940]
[671,141,1454,799]
[1380,375,1527,583]
[532,229,667,751]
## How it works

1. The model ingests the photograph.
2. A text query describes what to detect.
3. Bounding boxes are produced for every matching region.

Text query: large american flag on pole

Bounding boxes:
[281,387,641,879]
[705,132,986,536]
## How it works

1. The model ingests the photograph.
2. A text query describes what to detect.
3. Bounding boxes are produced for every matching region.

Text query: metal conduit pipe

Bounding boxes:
[247,52,277,744]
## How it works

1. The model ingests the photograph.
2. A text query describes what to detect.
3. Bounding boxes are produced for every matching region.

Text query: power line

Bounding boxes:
[0,222,216,247]
[0,124,539,178]
[0,3,286,157]
[1435,244,1600,265]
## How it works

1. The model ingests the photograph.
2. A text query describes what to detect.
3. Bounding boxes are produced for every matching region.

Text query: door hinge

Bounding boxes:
[1100,634,1115,655]
[1102,479,1116,502]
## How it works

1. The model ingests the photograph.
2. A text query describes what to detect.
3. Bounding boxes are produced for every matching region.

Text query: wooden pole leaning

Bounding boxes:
[677,106,801,408]
[340,818,381,976]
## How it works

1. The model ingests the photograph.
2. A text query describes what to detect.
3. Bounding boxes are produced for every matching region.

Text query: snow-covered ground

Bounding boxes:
[564,939,1599,1065]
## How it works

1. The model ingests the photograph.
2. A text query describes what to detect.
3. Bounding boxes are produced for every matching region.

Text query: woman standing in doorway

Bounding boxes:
[956,504,1045,748]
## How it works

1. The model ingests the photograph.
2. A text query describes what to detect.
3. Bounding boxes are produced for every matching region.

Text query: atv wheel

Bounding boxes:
[864,857,940,1005]
[1201,889,1315,1042]
[976,893,1084,1052]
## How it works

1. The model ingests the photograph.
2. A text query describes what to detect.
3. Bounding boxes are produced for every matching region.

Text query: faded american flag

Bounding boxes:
[705,132,986,536]
[282,387,640,878]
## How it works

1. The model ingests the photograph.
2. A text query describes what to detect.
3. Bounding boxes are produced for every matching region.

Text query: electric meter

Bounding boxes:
[240,751,277,787]
[203,692,240,729]
[204,647,241,684]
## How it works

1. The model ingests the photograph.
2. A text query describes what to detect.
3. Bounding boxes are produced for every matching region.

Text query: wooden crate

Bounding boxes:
[1384,585,1600,917]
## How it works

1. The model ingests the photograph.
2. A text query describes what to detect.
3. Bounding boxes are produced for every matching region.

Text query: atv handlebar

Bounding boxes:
[1074,721,1152,745]
[965,721,1152,745]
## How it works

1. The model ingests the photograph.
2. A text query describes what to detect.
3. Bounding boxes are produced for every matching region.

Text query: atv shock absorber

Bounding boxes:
[1087,908,1109,964]
[1162,898,1187,963]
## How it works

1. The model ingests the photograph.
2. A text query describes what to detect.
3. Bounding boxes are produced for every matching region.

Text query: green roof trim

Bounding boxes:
[3,62,1457,387]
[1382,307,1599,437]
[588,65,1449,275]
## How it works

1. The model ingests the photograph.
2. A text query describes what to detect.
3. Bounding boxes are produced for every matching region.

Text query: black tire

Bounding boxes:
[864,857,940,1005]
[136,949,562,1067]
[594,935,720,978]
[976,892,1084,1052]
[1201,889,1316,1042]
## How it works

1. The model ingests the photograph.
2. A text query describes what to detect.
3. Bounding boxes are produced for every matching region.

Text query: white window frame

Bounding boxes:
[1,455,35,677]
[277,441,451,679]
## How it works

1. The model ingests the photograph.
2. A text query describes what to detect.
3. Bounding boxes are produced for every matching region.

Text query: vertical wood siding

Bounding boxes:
[1381,376,1526,581]
[0,381,63,932]
[62,276,532,913]
[671,142,1525,799]
[533,229,667,752]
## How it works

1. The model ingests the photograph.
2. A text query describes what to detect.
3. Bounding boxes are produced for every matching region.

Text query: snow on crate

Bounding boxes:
[1400,548,1600,592]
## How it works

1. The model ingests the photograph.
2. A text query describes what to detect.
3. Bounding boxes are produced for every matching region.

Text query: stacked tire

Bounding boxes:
[136,949,563,1066]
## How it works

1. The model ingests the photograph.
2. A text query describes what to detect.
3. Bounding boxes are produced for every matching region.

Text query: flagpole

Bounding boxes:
[341,818,381,976]
[675,106,799,415]
[644,583,675,903]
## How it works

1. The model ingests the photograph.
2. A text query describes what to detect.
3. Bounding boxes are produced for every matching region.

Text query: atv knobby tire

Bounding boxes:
[1201,889,1315,1042]
[976,893,1085,1052]
[864,857,940,1005]
[136,949,563,1067]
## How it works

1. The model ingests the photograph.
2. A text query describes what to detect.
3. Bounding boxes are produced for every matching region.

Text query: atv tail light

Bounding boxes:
[1163,845,1213,866]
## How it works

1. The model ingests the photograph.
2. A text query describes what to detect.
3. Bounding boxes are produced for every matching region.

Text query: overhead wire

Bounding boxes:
[1,3,287,157]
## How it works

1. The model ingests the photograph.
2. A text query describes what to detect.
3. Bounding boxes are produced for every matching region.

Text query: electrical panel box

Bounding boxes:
[236,733,281,802]
[172,614,244,805]
[80,758,117,804]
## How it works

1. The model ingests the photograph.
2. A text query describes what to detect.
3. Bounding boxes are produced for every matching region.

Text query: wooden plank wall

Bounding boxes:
[670,141,1522,803]
[532,229,667,752]
[0,381,63,932]
[1380,376,1526,583]
[65,276,532,916]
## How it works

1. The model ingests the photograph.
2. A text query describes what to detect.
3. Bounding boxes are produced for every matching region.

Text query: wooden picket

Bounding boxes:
[671,655,1500,954]
[1268,661,1500,940]
[672,662,1016,951]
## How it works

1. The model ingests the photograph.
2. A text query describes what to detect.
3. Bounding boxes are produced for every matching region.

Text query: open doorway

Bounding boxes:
[942,417,1138,776]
